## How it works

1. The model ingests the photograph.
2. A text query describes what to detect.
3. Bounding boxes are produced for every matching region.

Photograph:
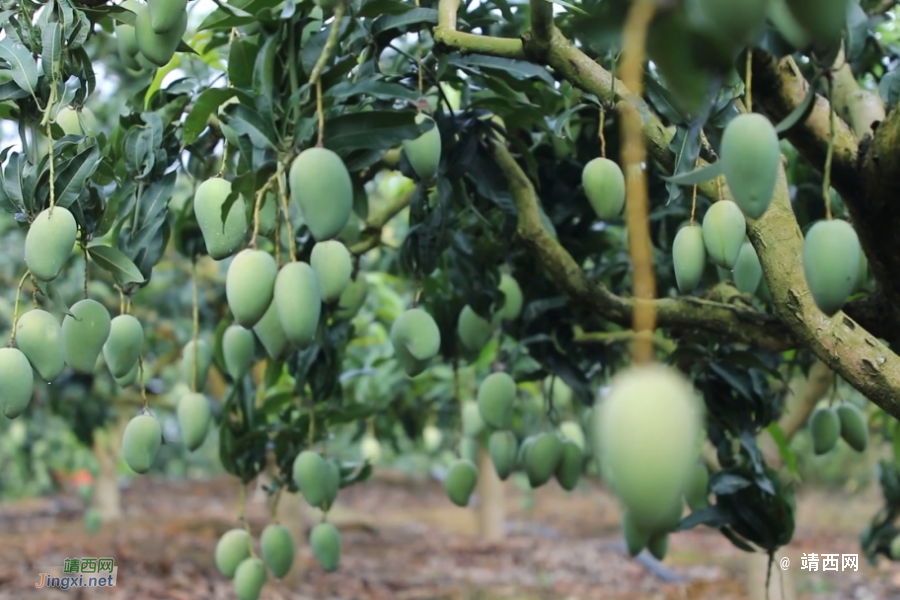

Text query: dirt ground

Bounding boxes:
[0,471,898,600]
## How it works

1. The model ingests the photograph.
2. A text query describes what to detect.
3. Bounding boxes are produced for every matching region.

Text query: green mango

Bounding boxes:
[310,240,352,303]
[260,524,295,579]
[320,459,341,512]
[334,275,368,320]
[135,2,186,67]
[55,106,98,137]
[115,0,142,69]
[233,557,266,600]
[461,400,485,437]
[672,224,706,294]
[803,219,860,316]
[582,157,626,220]
[684,463,710,511]
[496,274,523,321]
[554,438,583,491]
[702,200,746,269]
[721,113,779,219]
[836,403,868,452]
[177,392,211,451]
[121,414,162,474]
[390,308,441,377]
[215,529,251,578]
[15,309,65,382]
[226,249,278,328]
[401,114,442,182]
[222,324,255,381]
[444,458,478,507]
[257,192,277,236]
[891,535,900,561]
[274,261,322,349]
[525,433,564,487]
[252,301,288,360]
[147,0,187,33]
[115,360,141,388]
[309,522,341,572]
[0,348,34,418]
[181,339,213,392]
[810,407,840,455]
[516,435,537,469]
[293,450,329,508]
[102,314,144,378]
[457,305,493,353]
[488,430,518,480]
[647,532,669,561]
[622,511,651,556]
[24,206,77,281]
[476,371,517,430]
[194,177,248,261]
[733,241,762,295]
[289,148,353,241]
[855,248,869,293]
[458,436,479,463]
[62,299,111,374]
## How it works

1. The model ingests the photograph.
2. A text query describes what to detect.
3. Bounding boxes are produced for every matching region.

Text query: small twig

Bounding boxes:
[138,355,148,408]
[598,107,607,158]
[276,162,297,262]
[745,50,753,113]
[309,2,346,147]
[82,243,89,299]
[8,270,31,347]
[249,176,276,249]
[823,77,836,221]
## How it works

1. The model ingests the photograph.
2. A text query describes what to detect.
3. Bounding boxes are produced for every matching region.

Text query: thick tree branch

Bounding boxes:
[831,46,886,139]
[433,0,525,59]
[528,0,554,47]
[434,0,900,419]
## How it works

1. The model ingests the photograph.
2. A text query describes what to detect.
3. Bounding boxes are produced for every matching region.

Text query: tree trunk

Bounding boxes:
[91,415,128,522]
[475,447,505,541]
[746,551,797,600]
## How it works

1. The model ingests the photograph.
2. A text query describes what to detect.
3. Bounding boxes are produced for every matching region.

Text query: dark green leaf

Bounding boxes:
[40,22,63,80]
[228,38,258,89]
[199,0,282,30]
[53,144,101,209]
[87,244,146,284]
[661,160,724,186]
[183,88,237,145]
[675,505,734,532]
[359,0,414,17]
[225,104,278,150]
[453,53,554,86]
[323,110,431,153]
[0,39,39,96]
[371,7,438,36]
[326,79,421,102]
[879,69,900,107]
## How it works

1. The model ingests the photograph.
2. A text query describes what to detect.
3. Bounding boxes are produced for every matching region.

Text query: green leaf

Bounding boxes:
[183,88,237,145]
[370,7,438,36]
[359,0,414,17]
[41,22,63,80]
[774,72,821,136]
[552,103,592,137]
[879,69,900,107]
[765,422,800,479]
[323,110,431,153]
[41,281,75,317]
[228,38,258,89]
[198,0,283,31]
[661,160,724,186]
[53,144,101,208]
[543,0,588,16]
[225,104,278,150]
[453,54,554,86]
[0,39,39,96]
[326,79,422,102]
[87,244,146,284]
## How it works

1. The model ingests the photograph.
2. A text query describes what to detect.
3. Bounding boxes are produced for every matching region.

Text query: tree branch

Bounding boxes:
[349,184,416,255]
[433,0,525,59]
[529,0,554,46]
[831,46,886,139]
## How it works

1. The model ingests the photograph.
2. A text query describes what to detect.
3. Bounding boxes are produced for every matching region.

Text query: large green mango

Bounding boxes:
[226,249,278,328]
[622,511,651,556]
[803,219,860,316]
[62,299,111,374]
[672,224,706,294]
[261,524,295,579]
[289,148,353,241]
[55,106,98,138]
[0,348,34,418]
[252,301,288,360]
[457,305,493,353]
[401,114,442,182]
[293,450,329,508]
[320,459,341,512]
[476,371,517,430]
[702,200,746,269]
[555,437,583,491]
[525,433,564,487]
[103,314,144,378]
[810,407,840,455]
[488,430,518,481]
[309,522,341,572]
[334,275,368,321]
[595,364,702,533]
[733,241,762,295]
[444,458,478,507]
[135,2,186,67]
[194,177,248,261]
[684,463,710,511]
[177,392,211,451]
[222,324,255,381]
[115,0,142,70]
[496,274,523,321]
[461,400,485,437]
[115,360,141,388]
[390,308,441,377]
[233,557,266,600]
[836,403,868,452]
[216,529,251,578]
[181,339,213,391]
[310,240,352,303]
[24,206,77,281]
[147,0,187,33]
[582,157,626,220]
[121,413,162,474]
[721,113,779,219]
[274,261,322,349]
[647,532,669,561]
[15,309,65,382]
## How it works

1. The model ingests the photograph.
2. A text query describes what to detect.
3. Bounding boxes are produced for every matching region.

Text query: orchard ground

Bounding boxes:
[0,472,895,600]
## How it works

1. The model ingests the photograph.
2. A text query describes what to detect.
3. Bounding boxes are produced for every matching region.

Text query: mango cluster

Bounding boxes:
[115,0,187,72]
[456,273,524,355]
[594,364,703,559]
[292,450,343,571]
[809,402,868,456]
[215,524,296,600]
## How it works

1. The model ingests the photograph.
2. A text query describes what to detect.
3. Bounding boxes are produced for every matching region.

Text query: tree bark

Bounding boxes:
[475,447,505,541]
